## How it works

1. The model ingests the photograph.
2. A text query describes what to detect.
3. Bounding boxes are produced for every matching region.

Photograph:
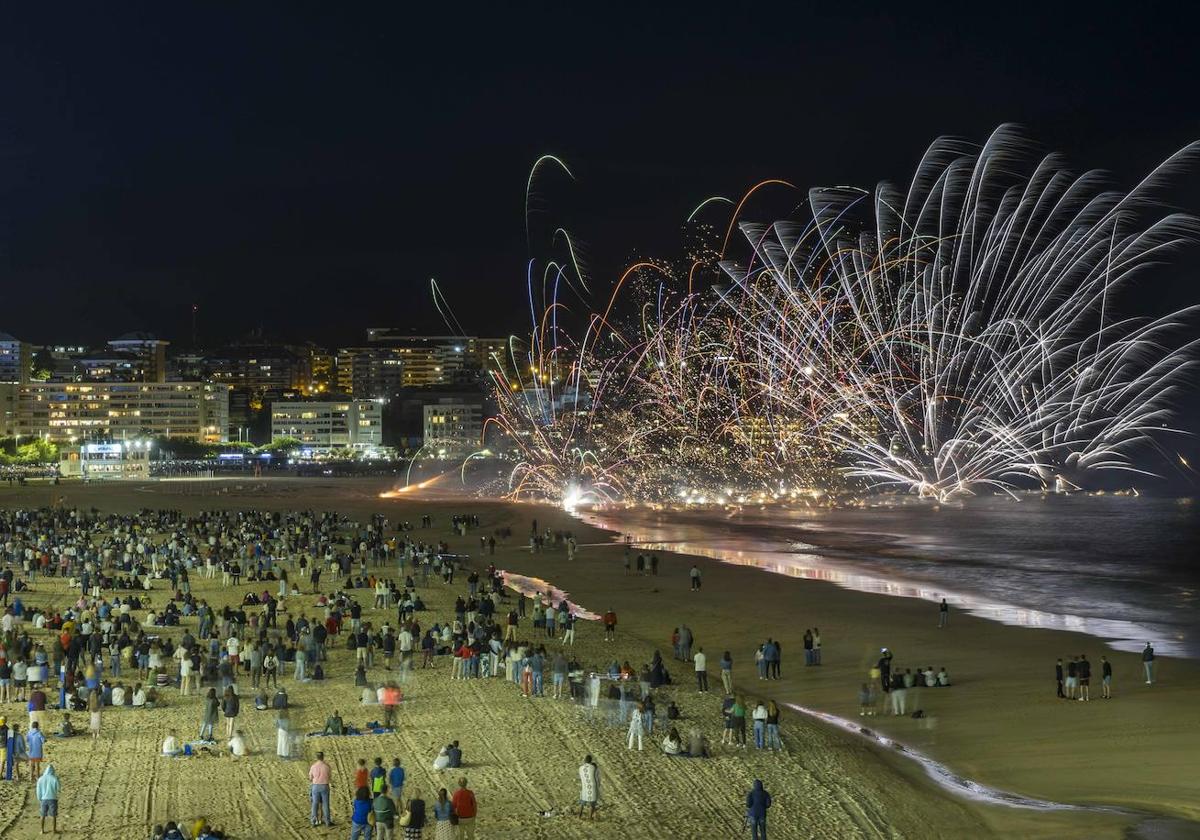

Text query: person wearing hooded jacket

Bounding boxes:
[745,779,771,840]
[37,763,61,834]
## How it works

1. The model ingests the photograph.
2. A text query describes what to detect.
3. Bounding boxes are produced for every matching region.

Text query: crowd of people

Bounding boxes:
[0,502,811,838]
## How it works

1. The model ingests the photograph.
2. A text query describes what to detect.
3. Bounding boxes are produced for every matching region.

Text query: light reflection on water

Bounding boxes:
[579,506,1195,658]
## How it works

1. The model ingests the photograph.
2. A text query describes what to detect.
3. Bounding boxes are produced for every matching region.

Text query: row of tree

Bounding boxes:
[0,438,59,466]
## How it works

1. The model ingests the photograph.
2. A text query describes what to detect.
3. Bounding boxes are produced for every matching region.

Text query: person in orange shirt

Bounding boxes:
[450,777,477,839]
[353,757,369,790]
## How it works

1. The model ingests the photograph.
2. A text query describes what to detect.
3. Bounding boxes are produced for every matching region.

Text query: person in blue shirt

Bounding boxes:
[388,758,405,800]
[27,722,46,780]
[350,786,372,839]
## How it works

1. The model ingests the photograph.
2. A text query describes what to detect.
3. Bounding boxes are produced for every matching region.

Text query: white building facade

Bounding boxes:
[14,382,228,443]
[271,400,383,451]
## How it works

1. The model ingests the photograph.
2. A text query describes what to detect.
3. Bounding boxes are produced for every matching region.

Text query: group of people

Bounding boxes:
[1055,653,1114,701]
[308,750,478,839]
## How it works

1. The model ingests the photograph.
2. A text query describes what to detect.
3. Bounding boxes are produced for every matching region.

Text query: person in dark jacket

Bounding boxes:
[746,778,771,840]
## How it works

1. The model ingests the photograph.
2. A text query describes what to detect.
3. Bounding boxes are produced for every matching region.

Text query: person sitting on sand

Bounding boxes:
[432,745,450,771]
[162,731,183,757]
[687,726,710,758]
[447,740,462,768]
[254,689,269,711]
[661,727,682,755]
[227,729,247,757]
[323,712,345,736]
[57,713,76,737]
[937,667,950,687]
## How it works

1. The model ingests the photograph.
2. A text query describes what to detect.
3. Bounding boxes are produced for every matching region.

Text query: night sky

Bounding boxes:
[2,5,1199,348]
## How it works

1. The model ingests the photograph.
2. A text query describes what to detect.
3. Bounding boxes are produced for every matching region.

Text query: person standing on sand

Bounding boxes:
[27,722,45,781]
[878,649,892,693]
[938,598,949,628]
[1101,656,1113,699]
[690,565,701,590]
[1066,656,1078,699]
[451,777,477,839]
[803,629,813,666]
[745,779,771,840]
[751,700,767,749]
[88,686,102,740]
[1077,654,1091,701]
[1143,642,1155,684]
[1055,658,1065,699]
[719,651,733,695]
[603,609,617,642]
[627,700,645,750]
[36,763,60,834]
[694,648,708,692]
[578,755,600,818]
[309,751,333,827]
[732,696,747,748]
[198,687,219,740]
[222,686,240,738]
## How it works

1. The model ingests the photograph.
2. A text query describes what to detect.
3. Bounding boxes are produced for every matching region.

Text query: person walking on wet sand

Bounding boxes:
[689,565,701,591]
[1143,642,1155,685]
[938,598,949,628]
[1055,658,1065,699]
[1101,655,1113,699]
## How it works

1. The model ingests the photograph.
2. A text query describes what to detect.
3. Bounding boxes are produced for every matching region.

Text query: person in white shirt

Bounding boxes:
[162,732,182,757]
[180,658,195,696]
[111,685,126,706]
[132,686,147,707]
[752,702,769,749]
[432,746,450,770]
[228,730,247,757]
[693,648,709,693]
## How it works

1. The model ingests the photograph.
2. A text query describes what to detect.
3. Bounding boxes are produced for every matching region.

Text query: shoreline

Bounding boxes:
[576,502,1198,658]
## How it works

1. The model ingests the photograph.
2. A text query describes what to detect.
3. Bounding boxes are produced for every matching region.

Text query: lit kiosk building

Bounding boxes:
[59,440,152,480]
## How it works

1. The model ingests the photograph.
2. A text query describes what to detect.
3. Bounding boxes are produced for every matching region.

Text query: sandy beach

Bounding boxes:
[0,476,1194,839]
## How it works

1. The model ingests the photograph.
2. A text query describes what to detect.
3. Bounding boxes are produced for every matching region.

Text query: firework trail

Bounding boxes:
[493,127,1200,504]
[720,125,1200,499]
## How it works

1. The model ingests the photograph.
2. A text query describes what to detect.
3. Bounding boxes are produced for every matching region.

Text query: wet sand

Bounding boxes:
[2,477,1192,837]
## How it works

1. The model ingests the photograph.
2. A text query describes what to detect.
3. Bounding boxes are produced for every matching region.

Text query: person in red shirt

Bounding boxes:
[451,776,477,839]
[603,610,617,641]
[353,757,369,790]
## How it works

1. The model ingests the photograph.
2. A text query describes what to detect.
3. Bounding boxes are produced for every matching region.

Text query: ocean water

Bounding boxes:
[579,495,1200,658]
